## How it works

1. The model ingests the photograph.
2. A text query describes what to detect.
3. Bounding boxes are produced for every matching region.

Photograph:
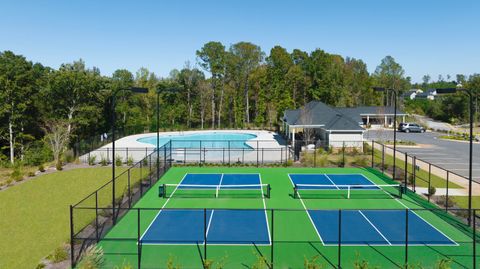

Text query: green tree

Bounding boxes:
[373,56,410,106]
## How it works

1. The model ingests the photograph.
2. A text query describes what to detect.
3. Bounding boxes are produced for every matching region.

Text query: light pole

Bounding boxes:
[155,86,180,178]
[373,87,399,182]
[436,86,475,226]
[111,87,148,224]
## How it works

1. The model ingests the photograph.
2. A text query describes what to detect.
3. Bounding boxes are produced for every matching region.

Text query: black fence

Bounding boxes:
[70,143,172,267]
[71,206,480,269]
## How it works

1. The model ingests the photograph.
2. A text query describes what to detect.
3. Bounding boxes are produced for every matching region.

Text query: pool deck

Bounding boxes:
[81,130,287,163]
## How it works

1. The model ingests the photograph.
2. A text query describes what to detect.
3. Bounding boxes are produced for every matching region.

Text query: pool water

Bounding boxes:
[137,132,257,149]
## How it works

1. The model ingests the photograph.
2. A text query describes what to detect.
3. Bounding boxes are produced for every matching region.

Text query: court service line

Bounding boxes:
[287,174,325,245]
[324,174,340,190]
[258,174,272,245]
[358,210,392,245]
[139,173,189,240]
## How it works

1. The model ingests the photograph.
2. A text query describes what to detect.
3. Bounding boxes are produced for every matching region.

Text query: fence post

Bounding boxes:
[199,141,202,165]
[371,140,374,168]
[338,209,342,269]
[446,171,449,211]
[404,153,408,193]
[428,164,431,202]
[405,209,409,266]
[262,148,264,165]
[126,147,129,162]
[95,191,99,242]
[128,169,131,208]
[164,146,167,171]
[271,209,274,269]
[228,141,231,166]
[342,142,345,168]
[70,205,75,267]
[137,208,141,269]
[204,208,207,261]
[473,209,476,269]
[412,156,416,193]
[382,144,385,174]
[286,144,289,166]
[313,144,317,168]
[257,140,259,167]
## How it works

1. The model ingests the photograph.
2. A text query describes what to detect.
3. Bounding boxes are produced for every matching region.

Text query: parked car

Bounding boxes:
[398,123,425,133]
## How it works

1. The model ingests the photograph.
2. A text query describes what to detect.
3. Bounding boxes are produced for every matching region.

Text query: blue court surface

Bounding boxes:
[289,173,379,190]
[308,209,457,246]
[178,173,262,189]
[140,209,271,245]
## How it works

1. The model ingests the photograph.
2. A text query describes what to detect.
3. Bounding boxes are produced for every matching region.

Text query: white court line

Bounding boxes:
[358,210,392,245]
[139,173,188,240]
[205,209,215,239]
[288,174,325,245]
[383,191,459,246]
[324,174,340,190]
[258,174,272,245]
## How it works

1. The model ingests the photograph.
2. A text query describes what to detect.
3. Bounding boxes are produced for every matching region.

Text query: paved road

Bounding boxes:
[365,130,480,182]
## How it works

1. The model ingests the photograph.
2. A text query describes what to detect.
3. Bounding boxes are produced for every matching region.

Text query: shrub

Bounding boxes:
[77,245,105,269]
[64,150,75,163]
[56,161,63,171]
[352,156,368,167]
[428,186,436,196]
[47,246,68,263]
[127,156,134,166]
[28,171,35,177]
[6,178,13,185]
[24,141,53,166]
[115,155,123,167]
[143,158,148,167]
[10,167,24,182]
[35,262,46,269]
[315,155,328,167]
[100,156,108,166]
[435,258,452,269]
[166,255,181,269]
[38,164,45,172]
[113,260,134,269]
[88,155,97,166]
[435,195,455,208]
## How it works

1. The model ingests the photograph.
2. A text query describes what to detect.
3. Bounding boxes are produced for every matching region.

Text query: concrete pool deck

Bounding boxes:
[80,130,288,164]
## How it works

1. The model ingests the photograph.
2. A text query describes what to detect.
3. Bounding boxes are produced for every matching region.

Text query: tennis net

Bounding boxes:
[293,184,402,199]
[160,183,271,198]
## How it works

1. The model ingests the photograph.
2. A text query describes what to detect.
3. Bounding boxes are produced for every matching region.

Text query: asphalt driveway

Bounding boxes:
[365,130,480,182]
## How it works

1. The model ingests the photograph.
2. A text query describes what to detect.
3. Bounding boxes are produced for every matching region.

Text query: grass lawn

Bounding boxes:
[451,196,480,209]
[0,167,129,269]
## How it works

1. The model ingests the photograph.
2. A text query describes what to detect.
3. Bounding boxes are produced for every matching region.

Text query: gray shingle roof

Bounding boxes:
[284,101,364,131]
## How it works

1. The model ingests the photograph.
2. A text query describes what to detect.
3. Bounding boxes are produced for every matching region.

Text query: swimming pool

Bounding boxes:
[137,132,257,149]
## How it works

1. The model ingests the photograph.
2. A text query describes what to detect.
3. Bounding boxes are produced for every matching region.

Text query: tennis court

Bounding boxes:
[92,167,477,268]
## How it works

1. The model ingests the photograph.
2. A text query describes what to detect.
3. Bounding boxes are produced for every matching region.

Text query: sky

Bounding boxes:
[0,0,479,83]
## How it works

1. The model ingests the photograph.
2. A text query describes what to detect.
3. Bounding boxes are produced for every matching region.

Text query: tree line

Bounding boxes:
[0,42,478,166]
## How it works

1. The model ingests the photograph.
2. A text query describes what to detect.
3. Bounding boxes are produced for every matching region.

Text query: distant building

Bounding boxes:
[402,89,423,100]
[281,101,407,149]
[415,88,437,100]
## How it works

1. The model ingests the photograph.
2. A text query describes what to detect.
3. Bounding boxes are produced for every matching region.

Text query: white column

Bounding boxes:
[385,116,388,127]
[367,115,370,125]
[402,115,405,123]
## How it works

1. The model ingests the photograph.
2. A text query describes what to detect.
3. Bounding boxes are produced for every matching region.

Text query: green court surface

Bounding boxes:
[96,167,479,268]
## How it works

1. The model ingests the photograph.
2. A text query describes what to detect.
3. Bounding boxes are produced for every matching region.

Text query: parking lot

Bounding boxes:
[365,130,480,182]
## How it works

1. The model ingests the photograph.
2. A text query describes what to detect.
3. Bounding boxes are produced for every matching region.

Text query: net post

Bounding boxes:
[338,209,342,269]
[404,153,408,193]
[347,186,351,199]
[69,205,75,268]
[95,191,99,242]
[267,184,271,198]
[371,140,374,168]
[405,208,409,266]
[271,209,274,269]
[137,208,142,269]
[293,185,297,199]
[204,208,207,262]
[473,209,476,269]
[446,171,449,211]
